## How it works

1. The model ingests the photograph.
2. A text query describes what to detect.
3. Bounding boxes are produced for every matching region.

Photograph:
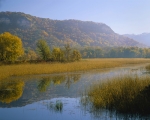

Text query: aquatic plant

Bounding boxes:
[48,100,63,112]
[0,58,150,80]
[55,100,63,112]
[85,74,150,114]
[145,64,150,70]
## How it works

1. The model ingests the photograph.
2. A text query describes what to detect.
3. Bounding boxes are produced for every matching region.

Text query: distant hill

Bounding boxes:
[0,12,145,49]
[124,33,150,47]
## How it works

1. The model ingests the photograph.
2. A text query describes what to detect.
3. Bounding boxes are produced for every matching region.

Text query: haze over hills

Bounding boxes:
[0,12,146,49]
[124,33,150,47]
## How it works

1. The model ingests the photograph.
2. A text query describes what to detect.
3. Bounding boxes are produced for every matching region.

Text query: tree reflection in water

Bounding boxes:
[65,74,81,89]
[37,75,66,92]
[0,80,24,103]
[52,75,66,85]
[37,74,81,92]
[37,77,51,92]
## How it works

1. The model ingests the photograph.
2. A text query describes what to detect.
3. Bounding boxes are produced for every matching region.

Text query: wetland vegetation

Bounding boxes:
[1,32,150,119]
[1,63,150,119]
[82,72,150,115]
[1,10,150,120]
[145,64,150,71]
[1,58,150,80]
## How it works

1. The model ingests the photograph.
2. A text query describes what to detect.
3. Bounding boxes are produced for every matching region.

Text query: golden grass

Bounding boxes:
[0,58,150,80]
[145,64,150,70]
[86,74,150,114]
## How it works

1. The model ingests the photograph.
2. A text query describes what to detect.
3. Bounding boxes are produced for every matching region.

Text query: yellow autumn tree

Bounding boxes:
[0,32,24,62]
[52,47,64,61]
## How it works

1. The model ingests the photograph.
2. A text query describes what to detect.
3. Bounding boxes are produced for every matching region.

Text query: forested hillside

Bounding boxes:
[0,12,145,49]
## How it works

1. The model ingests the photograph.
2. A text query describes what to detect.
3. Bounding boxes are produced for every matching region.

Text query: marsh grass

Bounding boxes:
[85,74,150,114]
[0,58,150,80]
[145,64,150,70]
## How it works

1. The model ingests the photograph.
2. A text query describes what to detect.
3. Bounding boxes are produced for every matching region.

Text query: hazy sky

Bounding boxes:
[0,0,150,34]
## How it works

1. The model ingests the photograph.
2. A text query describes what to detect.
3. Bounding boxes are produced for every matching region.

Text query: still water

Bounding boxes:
[0,64,149,120]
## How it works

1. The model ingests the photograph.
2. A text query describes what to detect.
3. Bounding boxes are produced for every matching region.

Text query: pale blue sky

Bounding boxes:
[0,0,150,34]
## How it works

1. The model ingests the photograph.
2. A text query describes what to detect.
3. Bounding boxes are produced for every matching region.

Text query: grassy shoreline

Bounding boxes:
[85,74,150,114]
[0,58,150,80]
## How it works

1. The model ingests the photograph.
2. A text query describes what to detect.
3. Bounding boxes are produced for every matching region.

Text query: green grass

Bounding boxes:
[0,58,150,80]
[85,74,150,114]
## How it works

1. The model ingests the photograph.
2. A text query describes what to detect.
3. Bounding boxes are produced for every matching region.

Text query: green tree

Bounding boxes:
[72,50,81,61]
[25,49,38,60]
[64,43,71,62]
[36,40,51,61]
[52,47,64,61]
[20,49,38,62]
[0,32,24,62]
[145,48,150,58]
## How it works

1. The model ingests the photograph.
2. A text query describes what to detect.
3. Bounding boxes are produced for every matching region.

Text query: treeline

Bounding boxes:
[1,32,150,64]
[23,46,150,62]
[0,32,81,63]
[22,40,81,62]
[80,47,150,58]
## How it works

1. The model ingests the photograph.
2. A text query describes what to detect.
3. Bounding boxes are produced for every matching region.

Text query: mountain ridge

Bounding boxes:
[0,12,146,48]
[124,33,150,47]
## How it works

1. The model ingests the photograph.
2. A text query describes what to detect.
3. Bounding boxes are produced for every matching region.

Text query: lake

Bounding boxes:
[0,64,150,120]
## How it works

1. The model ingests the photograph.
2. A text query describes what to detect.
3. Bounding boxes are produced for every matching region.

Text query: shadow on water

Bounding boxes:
[132,84,150,115]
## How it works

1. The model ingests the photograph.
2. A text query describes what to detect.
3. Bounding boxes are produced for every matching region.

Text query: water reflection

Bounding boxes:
[0,64,150,120]
[80,67,150,119]
[132,84,150,115]
[53,75,66,85]
[80,98,150,120]
[65,74,81,89]
[37,77,51,92]
[37,74,81,92]
[0,80,24,103]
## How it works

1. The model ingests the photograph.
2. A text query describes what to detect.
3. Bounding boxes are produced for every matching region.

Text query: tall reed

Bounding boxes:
[0,58,150,80]
[86,74,150,114]
[145,64,150,70]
